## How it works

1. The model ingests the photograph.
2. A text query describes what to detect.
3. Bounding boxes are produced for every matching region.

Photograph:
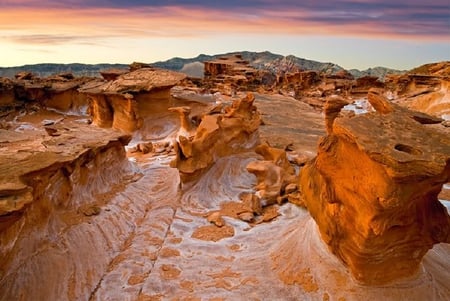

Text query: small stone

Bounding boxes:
[240,193,262,215]
[44,126,60,136]
[137,142,153,154]
[238,211,254,222]
[42,119,55,126]
[128,146,139,153]
[207,211,225,227]
[80,205,101,216]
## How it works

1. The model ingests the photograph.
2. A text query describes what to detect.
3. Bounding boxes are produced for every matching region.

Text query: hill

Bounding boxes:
[0,51,404,79]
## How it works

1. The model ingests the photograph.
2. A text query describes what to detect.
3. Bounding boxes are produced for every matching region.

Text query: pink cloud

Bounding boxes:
[0,5,448,48]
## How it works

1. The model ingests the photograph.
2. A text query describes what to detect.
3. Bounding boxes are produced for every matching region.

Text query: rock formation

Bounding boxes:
[299,88,450,285]
[386,63,450,118]
[0,117,140,300]
[246,144,297,206]
[203,55,270,95]
[204,54,256,78]
[0,73,92,113]
[171,92,261,183]
[0,77,15,107]
[1,59,449,300]
[100,68,128,81]
[79,67,186,132]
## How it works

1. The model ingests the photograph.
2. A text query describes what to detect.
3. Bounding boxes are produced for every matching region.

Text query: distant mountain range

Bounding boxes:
[0,51,404,79]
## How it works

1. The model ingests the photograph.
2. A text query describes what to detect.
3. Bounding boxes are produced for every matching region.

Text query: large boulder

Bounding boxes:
[299,88,450,285]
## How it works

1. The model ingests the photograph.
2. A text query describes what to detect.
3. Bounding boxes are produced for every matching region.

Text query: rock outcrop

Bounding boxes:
[0,73,92,113]
[100,68,128,81]
[79,68,186,132]
[203,55,270,95]
[0,118,139,300]
[171,93,261,183]
[299,88,450,285]
[0,78,15,107]
[386,64,450,118]
[246,144,297,206]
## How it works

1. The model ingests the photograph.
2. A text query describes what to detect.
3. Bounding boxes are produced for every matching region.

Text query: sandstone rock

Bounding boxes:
[0,78,16,106]
[386,68,450,118]
[299,90,450,285]
[247,160,283,206]
[80,68,186,132]
[171,93,260,183]
[352,75,384,94]
[137,141,153,154]
[237,211,254,222]
[203,55,271,95]
[168,106,195,137]
[15,71,35,80]
[0,74,93,113]
[207,211,225,227]
[100,68,128,81]
[44,126,60,136]
[323,97,349,134]
[129,62,152,71]
[367,88,393,114]
[240,192,262,215]
[284,183,297,194]
[247,144,297,206]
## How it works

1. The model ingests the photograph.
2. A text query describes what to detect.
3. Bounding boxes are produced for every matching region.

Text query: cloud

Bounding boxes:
[6,34,98,45]
[0,1,448,48]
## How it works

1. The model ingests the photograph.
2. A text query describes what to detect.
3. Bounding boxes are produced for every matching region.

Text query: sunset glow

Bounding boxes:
[0,1,449,69]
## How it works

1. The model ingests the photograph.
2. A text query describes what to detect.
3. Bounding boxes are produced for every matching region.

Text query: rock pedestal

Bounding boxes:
[80,68,186,132]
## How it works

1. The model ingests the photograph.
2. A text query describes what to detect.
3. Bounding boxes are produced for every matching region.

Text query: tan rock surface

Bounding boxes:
[299,88,450,284]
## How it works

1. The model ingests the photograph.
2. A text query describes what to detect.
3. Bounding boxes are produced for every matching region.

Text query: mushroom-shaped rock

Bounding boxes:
[324,96,349,133]
[79,68,186,132]
[299,91,450,285]
[168,106,195,137]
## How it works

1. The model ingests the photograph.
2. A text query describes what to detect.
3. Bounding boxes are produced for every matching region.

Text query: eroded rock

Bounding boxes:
[171,92,261,183]
[80,68,186,132]
[387,62,450,118]
[246,143,297,206]
[299,89,450,285]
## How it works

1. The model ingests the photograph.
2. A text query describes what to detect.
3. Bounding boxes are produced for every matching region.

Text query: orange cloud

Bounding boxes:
[1,5,448,47]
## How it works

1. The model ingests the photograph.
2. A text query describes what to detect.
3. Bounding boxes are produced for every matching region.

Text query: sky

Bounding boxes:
[0,0,449,70]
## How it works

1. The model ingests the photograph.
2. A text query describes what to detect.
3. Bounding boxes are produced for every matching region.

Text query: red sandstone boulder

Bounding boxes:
[299,88,450,285]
